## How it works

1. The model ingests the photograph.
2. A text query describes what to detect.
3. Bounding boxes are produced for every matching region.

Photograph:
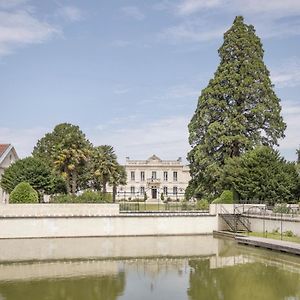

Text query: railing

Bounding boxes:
[119,202,209,213]
[146,178,161,185]
[219,204,251,232]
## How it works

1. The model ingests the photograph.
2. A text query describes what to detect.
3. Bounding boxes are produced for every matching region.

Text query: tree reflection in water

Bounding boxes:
[188,259,300,300]
[0,272,125,300]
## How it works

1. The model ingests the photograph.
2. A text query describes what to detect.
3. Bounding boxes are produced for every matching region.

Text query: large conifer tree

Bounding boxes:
[188,16,286,199]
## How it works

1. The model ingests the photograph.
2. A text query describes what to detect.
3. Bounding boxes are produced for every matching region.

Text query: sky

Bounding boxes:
[0,0,300,163]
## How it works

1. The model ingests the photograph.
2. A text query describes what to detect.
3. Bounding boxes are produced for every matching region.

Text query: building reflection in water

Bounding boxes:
[0,236,299,300]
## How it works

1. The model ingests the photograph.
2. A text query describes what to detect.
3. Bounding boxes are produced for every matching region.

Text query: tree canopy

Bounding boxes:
[188,16,286,199]
[222,146,300,205]
[0,157,65,195]
[32,123,92,194]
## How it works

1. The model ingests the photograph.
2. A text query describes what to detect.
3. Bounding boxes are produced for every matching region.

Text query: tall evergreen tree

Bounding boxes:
[188,16,286,199]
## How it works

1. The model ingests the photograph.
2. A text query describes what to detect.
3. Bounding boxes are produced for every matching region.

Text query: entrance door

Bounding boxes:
[151,188,157,199]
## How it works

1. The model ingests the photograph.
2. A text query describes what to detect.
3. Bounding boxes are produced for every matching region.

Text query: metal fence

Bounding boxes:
[119,201,209,213]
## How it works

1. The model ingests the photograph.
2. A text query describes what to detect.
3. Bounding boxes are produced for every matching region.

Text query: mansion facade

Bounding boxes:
[116,155,191,201]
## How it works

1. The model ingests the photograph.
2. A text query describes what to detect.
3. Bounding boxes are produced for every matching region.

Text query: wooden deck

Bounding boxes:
[236,236,300,255]
[213,230,300,255]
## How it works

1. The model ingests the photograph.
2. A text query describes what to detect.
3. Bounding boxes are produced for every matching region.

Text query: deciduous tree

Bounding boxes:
[33,123,91,194]
[222,146,300,204]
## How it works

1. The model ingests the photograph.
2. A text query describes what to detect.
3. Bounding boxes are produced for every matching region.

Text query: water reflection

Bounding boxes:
[0,236,299,300]
[0,272,125,300]
[188,259,300,300]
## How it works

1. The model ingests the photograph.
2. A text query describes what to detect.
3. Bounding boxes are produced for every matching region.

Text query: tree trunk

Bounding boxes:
[112,185,117,203]
[103,179,107,194]
[71,171,77,195]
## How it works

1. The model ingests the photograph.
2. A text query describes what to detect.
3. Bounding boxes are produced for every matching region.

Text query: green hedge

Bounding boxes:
[10,182,39,203]
[51,190,112,203]
[212,190,233,204]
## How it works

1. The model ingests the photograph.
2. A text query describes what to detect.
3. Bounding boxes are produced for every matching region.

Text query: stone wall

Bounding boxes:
[248,215,300,236]
[0,213,218,239]
[0,203,119,217]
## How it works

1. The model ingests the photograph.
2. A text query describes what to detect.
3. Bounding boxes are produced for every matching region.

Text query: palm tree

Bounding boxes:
[91,145,118,194]
[110,164,127,202]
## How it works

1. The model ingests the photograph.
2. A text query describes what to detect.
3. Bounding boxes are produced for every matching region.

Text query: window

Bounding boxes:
[140,186,145,195]
[163,186,168,196]
[152,171,157,179]
[163,171,168,181]
[130,186,135,195]
[173,171,178,182]
[173,186,178,196]
[131,171,135,181]
[141,171,145,181]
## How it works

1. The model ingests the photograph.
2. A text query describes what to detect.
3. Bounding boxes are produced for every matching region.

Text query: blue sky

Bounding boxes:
[0,0,300,162]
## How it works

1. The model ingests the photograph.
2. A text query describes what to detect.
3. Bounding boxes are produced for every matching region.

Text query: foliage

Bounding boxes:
[90,146,126,198]
[284,230,295,237]
[273,203,290,214]
[212,190,233,204]
[33,123,92,195]
[222,146,300,205]
[187,16,286,199]
[160,193,164,201]
[196,199,209,210]
[0,157,65,196]
[51,190,112,203]
[10,182,39,203]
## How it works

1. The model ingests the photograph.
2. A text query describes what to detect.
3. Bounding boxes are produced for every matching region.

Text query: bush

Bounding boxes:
[51,191,112,203]
[273,203,290,214]
[284,230,295,237]
[10,182,39,203]
[196,199,209,210]
[212,190,233,204]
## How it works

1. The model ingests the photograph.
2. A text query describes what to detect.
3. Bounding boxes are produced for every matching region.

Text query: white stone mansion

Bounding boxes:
[116,155,191,201]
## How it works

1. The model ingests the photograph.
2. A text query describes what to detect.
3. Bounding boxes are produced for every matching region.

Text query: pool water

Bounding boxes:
[0,236,299,300]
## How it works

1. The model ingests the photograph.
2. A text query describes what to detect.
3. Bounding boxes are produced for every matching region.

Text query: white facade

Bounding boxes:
[116,155,191,201]
[0,144,19,204]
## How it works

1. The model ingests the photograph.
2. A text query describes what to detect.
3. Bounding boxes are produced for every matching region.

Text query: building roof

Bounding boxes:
[0,144,10,158]
[0,144,19,166]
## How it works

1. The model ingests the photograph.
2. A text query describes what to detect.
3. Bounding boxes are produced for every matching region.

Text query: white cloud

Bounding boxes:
[160,19,225,43]
[56,6,84,22]
[121,6,145,21]
[160,0,300,43]
[91,116,190,163]
[0,0,28,9]
[176,0,223,15]
[174,0,300,16]
[279,102,300,159]
[0,7,60,57]
[0,127,49,158]
[271,58,300,88]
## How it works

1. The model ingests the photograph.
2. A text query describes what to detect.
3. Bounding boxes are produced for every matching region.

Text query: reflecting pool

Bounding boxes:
[0,236,299,300]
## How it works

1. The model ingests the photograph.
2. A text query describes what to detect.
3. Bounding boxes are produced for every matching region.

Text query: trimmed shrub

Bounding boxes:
[10,182,39,203]
[51,191,112,203]
[196,199,209,210]
[212,190,233,204]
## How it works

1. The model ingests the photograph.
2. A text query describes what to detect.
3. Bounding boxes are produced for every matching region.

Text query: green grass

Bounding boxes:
[248,232,300,244]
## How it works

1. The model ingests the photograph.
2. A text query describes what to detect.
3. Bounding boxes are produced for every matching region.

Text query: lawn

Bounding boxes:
[248,231,300,244]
